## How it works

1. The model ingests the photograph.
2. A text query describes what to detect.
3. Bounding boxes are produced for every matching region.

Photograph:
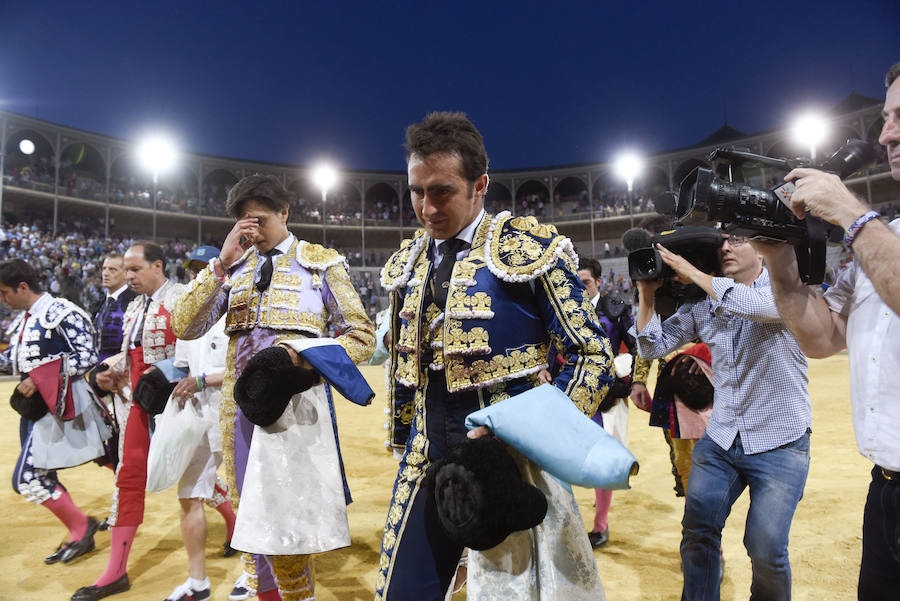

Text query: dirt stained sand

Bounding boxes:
[0,354,867,600]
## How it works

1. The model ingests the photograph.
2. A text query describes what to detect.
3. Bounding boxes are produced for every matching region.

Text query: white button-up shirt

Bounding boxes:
[824,218,900,471]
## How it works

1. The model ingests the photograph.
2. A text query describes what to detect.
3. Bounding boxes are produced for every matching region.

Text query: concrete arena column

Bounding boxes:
[105,146,112,238]
[197,163,204,244]
[587,174,595,258]
[53,132,60,236]
[0,115,7,227]
[360,178,366,267]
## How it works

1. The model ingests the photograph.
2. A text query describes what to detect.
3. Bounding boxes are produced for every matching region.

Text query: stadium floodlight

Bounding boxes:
[137,134,178,240]
[137,135,177,177]
[312,163,338,245]
[613,151,644,227]
[791,112,828,161]
[19,139,35,155]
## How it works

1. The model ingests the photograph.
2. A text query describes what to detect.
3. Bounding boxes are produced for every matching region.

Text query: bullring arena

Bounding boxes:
[0,91,894,601]
[1,355,870,600]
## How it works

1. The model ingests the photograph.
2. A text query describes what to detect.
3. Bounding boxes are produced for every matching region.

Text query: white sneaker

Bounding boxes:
[229,572,256,601]
[164,579,211,601]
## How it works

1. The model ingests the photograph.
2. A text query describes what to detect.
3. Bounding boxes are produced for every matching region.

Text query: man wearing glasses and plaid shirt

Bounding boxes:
[632,232,811,601]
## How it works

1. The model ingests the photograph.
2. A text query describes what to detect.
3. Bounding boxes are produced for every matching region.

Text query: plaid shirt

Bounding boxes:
[633,268,811,454]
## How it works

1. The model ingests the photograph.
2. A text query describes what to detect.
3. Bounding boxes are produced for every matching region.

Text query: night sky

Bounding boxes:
[2,1,898,171]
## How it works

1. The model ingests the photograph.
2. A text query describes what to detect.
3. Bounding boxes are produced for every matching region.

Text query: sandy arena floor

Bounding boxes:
[0,354,869,600]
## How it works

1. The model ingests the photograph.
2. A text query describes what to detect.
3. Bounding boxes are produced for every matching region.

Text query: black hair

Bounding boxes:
[226,174,291,218]
[579,257,602,280]
[405,112,489,183]
[0,259,43,293]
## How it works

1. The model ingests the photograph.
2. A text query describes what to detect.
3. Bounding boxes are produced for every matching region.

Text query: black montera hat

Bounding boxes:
[423,437,548,551]
[9,387,49,421]
[133,368,177,416]
[233,346,320,427]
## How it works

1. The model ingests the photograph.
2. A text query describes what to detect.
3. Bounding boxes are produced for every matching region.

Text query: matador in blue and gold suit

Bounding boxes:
[375,210,615,601]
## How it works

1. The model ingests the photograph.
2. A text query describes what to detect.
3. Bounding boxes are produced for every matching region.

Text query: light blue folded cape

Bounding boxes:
[153,357,189,382]
[465,384,639,491]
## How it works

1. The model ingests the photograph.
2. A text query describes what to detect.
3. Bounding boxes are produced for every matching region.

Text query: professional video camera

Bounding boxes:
[625,225,723,318]
[672,139,877,284]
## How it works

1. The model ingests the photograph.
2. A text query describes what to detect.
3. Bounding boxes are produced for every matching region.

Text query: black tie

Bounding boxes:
[433,238,467,308]
[256,248,282,292]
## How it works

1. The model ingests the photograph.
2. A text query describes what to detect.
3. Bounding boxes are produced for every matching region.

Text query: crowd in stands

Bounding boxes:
[0,218,388,339]
[3,132,894,232]
[0,219,188,333]
[6,159,658,227]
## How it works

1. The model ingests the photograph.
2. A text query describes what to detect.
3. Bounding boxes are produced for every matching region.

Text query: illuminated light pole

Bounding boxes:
[792,112,829,162]
[313,163,338,246]
[614,151,644,227]
[137,135,177,240]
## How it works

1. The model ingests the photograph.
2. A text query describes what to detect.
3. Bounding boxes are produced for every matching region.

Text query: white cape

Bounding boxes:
[230,381,350,555]
[467,449,606,600]
[30,378,111,470]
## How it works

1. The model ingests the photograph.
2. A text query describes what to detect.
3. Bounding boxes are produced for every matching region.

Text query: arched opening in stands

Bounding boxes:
[202,169,240,216]
[515,179,549,218]
[400,188,415,227]
[157,166,199,214]
[58,141,106,201]
[553,176,588,218]
[639,167,669,213]
[326,181,362,226]
[287,177,321,224]
[484,181,512,215]
[591,171,619,218]
[365,182,400,226]
[3,129,55,189]
[110,152,153,209]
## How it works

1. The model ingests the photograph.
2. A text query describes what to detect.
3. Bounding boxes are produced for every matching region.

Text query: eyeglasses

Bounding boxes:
[722,234,748,247]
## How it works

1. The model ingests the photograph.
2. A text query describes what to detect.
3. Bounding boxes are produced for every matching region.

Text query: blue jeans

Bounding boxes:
[681,431,810,601]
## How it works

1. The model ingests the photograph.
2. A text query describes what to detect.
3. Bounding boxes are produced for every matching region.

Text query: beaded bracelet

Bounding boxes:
[844,210,880,248]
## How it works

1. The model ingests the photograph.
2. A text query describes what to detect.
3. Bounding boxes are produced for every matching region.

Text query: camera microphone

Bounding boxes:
[622,227,652,252]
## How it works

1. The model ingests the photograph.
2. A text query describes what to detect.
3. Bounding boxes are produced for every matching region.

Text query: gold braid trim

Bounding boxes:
[171,264,228,340]
[220,335,239,509]
[486,211,579,283]
[539,266,614,416]
[323,261,375,364]
[297,240,345,271]
[380,230,427,291]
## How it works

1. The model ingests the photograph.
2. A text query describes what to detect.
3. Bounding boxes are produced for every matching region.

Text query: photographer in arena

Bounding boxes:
[755,62,900,600]
[633,231,811,601]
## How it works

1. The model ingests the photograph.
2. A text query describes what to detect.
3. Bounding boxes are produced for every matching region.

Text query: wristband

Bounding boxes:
[196,375,204,392]
[843,210,880,248]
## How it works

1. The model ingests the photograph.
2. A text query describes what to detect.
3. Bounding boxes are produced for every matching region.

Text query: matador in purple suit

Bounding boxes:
[172,174,374,601]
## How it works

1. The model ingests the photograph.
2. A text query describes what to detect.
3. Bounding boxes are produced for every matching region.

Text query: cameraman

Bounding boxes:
[633,234,811,601]
[756,62,900,600]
